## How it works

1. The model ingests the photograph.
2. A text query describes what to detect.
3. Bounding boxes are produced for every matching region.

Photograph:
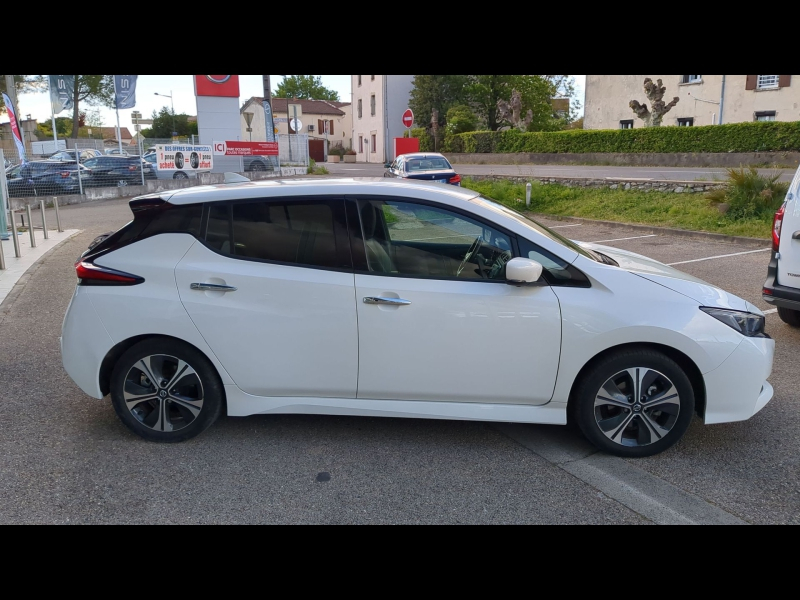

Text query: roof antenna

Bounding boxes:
[223,172,250,184]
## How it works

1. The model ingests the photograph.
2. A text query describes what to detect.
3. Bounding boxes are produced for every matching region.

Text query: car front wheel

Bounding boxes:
[109,338,224,442]
[777,306,800,327]
[572,348,695,458]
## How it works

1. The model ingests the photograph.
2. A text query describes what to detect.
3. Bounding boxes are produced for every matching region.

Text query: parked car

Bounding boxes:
[81,155,152,187]
[384,152,461,186]
[243,156,275,172]
[5,160,91,197]
[141,152,196,180]
[764,164,800,326]
[47,149,102,163]
[105,148,131,155]
[61,178,774,457]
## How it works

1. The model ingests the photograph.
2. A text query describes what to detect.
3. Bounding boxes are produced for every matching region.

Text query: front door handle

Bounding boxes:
[191,283,238,292]
[792,231,800,240]
[363,296,411,306]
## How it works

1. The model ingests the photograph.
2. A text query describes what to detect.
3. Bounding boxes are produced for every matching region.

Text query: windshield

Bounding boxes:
[472,195,601,262]
[405,157,452,172]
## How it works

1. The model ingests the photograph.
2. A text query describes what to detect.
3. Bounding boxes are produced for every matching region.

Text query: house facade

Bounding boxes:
[239,97,352,148]
[351,75,415,163]
[584,75,799,129]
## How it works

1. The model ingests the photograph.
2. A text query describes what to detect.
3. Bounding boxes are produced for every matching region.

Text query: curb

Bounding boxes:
[525,213,771,248]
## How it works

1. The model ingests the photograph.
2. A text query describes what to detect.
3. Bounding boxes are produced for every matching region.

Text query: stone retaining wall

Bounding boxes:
[465,174,726,193]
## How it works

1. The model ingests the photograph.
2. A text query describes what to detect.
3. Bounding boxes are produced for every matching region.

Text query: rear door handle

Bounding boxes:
[191,283,237,292]
[792,231,800,240]
[363,296,411,306]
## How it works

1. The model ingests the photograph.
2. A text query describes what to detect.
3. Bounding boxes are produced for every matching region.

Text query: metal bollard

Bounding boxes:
[40,200,49,240]
[54,197,63,232]
[26,205,36,248]
[9,211,21,258]
[526,182,532,208]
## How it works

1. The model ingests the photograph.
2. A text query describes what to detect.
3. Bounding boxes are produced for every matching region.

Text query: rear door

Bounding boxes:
[778,168,800,289]
[175,197,359,398]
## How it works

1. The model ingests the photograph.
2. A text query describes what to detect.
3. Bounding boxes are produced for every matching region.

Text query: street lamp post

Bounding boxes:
[154,91,176,138]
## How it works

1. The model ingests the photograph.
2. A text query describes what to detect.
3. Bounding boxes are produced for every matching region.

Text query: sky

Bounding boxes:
[2,75,586,136]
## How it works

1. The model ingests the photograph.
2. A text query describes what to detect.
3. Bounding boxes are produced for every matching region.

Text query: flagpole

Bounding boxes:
[113,77,123,155]
[48,76,58,145]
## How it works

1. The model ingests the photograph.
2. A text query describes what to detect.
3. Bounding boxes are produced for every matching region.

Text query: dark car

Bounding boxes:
[81,155,152,187]
[47,148,103,163]
[243,156,275,172]
[384,152,461,186]
[5,160,91,197]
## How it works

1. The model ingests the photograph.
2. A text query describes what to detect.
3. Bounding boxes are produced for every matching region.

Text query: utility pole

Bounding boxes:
[262,75,278,170]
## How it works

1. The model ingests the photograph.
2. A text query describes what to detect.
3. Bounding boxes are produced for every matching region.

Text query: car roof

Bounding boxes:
[396,152,448,159]
[143,177,481,206]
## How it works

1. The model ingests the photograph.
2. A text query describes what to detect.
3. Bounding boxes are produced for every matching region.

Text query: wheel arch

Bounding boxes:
[565,342,706,420]
[99,334,228,413]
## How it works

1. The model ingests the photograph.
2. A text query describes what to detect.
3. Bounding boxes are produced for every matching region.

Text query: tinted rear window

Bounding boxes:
[405,157,452,172]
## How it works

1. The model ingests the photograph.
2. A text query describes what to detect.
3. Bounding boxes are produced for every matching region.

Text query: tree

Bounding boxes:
[408,75,470,133]
[275,75,339,101]
[37,116,73,139]
[0,75,45,114]
[445,104,478,135]
[629,78,679,127]
[140,107,198,139]
[69,75,115,138]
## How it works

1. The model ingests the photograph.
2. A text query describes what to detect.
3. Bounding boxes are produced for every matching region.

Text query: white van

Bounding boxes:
[764,166,800,326]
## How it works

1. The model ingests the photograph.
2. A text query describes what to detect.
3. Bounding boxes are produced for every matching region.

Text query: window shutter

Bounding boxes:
[779,75,792,88]
[745,75,757,90]
[330,120,334,135]
[318,119,323,133]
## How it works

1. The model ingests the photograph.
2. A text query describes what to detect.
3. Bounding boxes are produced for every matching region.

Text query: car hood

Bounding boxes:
[578,241,754,313]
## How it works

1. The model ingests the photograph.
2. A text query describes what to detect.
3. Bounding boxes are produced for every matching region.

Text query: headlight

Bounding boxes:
[699,307,766,337]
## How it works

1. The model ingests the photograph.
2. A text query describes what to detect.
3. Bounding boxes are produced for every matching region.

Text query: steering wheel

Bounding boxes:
[488,250,513,279]
[457,235,483,278]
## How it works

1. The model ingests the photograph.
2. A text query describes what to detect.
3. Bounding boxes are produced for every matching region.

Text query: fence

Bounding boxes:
[2,134,309,200]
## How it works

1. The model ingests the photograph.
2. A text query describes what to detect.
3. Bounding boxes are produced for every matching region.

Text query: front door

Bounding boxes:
[175,198,358,398]
[350,197,562,405]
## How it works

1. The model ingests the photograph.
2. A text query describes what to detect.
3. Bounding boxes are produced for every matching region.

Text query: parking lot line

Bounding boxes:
[764,308,778,314]
[667,248,771,266]
[590,234,658,243]
[549,224,582,228]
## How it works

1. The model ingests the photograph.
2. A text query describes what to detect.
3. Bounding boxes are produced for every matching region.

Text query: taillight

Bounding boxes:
[75,260,144,286]
[773,204,786,252]
[128,165,137,171]
[60,171,71,178]
[449,174,461,184]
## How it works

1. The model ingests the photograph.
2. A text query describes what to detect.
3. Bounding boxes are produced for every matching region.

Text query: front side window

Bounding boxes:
[204,200,345,269]
[356,199,513,280]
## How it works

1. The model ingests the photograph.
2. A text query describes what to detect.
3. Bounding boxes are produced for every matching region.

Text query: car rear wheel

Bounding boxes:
[777,306,800,327]
[110,338,224,442]
[572,348,694,458]
[173,172,188,180]
[250,162,266,172]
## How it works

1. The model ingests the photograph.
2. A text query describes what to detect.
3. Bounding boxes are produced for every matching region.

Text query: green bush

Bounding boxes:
[449,121,800,154]
[445,105,478,135]
[328,145,345,157]
[705,167,789,219]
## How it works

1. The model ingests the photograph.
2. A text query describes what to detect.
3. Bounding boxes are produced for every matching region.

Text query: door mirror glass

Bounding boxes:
[506,257,543,284]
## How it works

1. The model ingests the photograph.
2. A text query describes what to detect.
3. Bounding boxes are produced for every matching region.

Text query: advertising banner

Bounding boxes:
[213,141,279,156]
[155,144,213,171]
[113,75,138,109]
[2,92,27,162]
[49,75,74,114]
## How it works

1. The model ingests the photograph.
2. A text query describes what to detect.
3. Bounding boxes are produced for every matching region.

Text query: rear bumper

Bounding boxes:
[61,288,114,399]
[762,250,800,309]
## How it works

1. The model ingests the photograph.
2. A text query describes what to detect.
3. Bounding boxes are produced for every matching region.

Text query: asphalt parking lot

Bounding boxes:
[1,197,798,524]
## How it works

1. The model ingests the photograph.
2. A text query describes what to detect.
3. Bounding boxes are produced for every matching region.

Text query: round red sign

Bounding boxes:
[402,109,414,128]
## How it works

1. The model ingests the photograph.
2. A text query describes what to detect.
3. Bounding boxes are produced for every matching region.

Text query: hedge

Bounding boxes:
[444,121,800,154]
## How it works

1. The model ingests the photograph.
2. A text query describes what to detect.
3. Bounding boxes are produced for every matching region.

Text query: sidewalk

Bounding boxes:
[1,227,81,305]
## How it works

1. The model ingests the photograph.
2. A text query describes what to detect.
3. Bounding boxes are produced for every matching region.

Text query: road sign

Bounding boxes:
[290,117,303,133]
[133,119,153,125]
[402,108,414,128]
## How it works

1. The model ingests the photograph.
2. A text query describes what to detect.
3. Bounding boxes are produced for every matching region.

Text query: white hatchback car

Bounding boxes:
[764,165,800,326]
[61,178,775,457]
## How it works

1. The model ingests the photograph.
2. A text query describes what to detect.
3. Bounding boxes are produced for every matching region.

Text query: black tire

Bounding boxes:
[572,348,694,458]
[777,306,800,327]
[173,171,188,180]
[110,338,224,443]
[250,162,266,172]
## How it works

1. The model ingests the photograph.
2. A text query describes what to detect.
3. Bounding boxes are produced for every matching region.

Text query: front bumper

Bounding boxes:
[702,335,775,424]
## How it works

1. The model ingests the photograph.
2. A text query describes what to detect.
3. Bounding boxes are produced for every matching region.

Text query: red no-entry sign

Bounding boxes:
[402,109,414,128]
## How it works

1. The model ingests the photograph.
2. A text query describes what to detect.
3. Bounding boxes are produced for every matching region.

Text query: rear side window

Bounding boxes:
[203,199,348,269]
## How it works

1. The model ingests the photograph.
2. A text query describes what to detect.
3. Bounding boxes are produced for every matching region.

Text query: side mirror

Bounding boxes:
[506,257,543,284]
[384,162,391,168]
